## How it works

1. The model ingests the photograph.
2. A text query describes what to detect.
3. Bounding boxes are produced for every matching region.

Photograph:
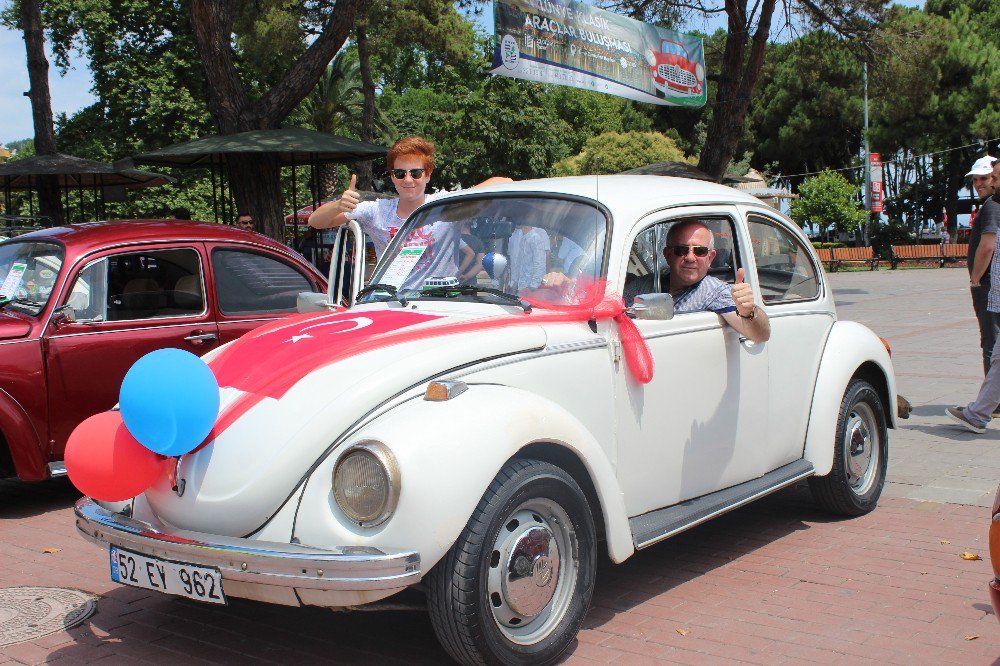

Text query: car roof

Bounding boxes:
[437,175,766,222]
[12,219,293,258]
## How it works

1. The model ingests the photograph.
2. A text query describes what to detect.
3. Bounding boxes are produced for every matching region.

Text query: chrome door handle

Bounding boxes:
[183,332,218,343]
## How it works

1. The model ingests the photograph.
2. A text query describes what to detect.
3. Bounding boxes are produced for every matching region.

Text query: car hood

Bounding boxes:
[0,312,31,340]
[144,305,548,536]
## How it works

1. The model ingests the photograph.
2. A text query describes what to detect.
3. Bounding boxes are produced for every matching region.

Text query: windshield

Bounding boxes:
[0,240,64,314]
[364,196,608,307]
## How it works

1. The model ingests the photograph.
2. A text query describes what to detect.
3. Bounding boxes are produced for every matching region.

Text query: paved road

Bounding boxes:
[829,268,1000,507]
[1,266,998,665]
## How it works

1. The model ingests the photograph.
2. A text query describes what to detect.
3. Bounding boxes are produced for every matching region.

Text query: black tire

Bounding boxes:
[427,459,596,666]
[809,378,888,516]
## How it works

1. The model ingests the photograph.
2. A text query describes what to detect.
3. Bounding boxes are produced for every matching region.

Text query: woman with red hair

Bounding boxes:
[308,136,509,260]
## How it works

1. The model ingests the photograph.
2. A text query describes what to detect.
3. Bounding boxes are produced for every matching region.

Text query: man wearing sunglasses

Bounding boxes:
[627,221,770,343]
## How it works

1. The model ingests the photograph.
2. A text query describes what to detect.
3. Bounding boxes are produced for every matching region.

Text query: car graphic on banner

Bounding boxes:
[647,39,704,98]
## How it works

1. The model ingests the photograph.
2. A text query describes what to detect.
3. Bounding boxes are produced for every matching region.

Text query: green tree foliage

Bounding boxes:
[790,170,867,235]
[748,32,864,176]
[552,131,690,176]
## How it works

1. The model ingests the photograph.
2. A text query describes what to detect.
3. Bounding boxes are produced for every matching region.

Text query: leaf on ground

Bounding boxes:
[964,635,979,641]
[676,629,690,636]
[939,539,950,544]
[960,551,982,561]
[42,547,60,554]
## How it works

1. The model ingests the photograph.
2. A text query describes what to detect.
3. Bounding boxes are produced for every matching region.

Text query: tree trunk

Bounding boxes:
[355,22,376,191]
[190,0,360,241]
[228,153,284,242]
[20,0,63,227]
[697,0,776,180]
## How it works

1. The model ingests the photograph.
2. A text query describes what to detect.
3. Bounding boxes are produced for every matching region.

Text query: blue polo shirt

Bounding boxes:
[625,272,735,314]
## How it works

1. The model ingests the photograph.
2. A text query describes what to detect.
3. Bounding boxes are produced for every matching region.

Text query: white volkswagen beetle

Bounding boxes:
[75,176,894,665]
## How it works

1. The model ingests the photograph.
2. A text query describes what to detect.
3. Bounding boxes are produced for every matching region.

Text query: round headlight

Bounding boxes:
[333,442,400,526]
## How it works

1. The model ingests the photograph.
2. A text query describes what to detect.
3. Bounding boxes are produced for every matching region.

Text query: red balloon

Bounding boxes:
[66,411,169,501]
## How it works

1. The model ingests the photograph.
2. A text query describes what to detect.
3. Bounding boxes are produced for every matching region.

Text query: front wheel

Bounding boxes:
[809,378,888,516]
[427,459,596,665]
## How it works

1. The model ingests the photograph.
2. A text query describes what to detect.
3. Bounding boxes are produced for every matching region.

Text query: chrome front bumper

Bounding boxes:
[74,498,421,592]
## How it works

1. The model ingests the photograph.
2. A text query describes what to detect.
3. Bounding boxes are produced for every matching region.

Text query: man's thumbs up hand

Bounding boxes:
[731,267,755,317]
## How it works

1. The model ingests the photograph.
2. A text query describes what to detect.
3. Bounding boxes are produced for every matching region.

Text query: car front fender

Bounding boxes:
[803,320,896,477]
[0,387,46,480]
[291,383,635,574]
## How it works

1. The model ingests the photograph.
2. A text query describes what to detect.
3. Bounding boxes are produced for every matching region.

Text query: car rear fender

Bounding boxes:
[0,388,46,480]
[803,320,896,477]
[291,383,635,571]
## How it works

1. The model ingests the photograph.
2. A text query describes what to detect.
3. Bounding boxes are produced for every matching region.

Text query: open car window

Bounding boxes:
[624,215,738,306]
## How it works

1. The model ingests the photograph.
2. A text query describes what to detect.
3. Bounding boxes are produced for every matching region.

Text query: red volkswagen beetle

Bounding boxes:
[0,220,326,481]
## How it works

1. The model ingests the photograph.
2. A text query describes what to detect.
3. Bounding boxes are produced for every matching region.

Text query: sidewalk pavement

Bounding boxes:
[1,267,998,665]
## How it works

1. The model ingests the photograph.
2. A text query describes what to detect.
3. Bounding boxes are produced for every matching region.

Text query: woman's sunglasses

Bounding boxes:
[668,244,711,258]
[390,168,426,180]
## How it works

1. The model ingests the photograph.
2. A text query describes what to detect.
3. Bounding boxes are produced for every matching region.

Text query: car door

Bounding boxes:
[614,208,770,518]
[44,244,219,456]
[744,210,833,471]
[207,244,320,344]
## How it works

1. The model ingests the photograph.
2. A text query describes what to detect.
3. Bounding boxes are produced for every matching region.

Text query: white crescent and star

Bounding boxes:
[283,316,374,343]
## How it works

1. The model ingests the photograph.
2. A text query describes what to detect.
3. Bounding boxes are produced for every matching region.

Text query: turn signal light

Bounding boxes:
[424,380,468,402]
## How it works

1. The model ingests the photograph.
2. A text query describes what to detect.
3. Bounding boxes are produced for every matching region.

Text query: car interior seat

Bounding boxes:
[172,274,203,311]
[117,277,164,318]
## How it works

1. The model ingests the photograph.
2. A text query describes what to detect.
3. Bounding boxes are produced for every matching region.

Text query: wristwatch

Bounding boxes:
[737,305,756,320]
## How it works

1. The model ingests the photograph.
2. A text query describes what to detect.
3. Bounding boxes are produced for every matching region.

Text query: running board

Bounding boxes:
[630,459,814,549]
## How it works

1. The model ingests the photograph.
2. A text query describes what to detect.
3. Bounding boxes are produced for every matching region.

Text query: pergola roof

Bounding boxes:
[0,153,174,189]
[131,126,387,168]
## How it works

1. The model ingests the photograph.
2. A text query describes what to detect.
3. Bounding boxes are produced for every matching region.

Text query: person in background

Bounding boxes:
[307,136,510,261]
[171,207,192,220]
[948,157,1000,433]
[966,156,1000,374]
[235,214,255,232]
[458,220,485,282]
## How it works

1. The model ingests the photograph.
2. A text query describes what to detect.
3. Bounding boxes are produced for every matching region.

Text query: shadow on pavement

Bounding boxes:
[45,484,849,664]
[580,483,838,633]
[0,477,81,519]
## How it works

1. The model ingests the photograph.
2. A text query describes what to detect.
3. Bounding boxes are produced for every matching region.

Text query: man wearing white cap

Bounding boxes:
[966,156,1000,373]
[948,155,1000,432]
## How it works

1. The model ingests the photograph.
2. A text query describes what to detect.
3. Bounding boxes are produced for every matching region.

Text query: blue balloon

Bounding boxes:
[119,348,220,456]
[482,252,508,279]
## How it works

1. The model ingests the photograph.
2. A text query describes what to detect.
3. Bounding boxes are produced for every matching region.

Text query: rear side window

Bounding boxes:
[211,249,311,315]
[76,248,205,322]
[746,215,820,303]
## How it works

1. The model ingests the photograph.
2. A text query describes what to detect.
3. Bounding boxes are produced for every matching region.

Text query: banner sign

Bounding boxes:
[491,0,706,107]
[869,152,883,213]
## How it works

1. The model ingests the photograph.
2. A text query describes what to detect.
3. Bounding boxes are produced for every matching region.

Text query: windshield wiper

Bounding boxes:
[357,282,409,307]
[0,296,43,308]
[421,284,531,313]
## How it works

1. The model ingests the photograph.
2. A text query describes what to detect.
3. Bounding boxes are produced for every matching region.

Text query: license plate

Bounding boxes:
[110,546,226,605]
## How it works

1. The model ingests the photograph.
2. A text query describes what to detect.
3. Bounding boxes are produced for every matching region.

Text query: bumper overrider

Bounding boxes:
[74,498,421,596]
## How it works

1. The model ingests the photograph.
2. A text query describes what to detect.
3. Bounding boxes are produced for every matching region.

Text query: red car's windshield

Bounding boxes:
[0,240,64,314]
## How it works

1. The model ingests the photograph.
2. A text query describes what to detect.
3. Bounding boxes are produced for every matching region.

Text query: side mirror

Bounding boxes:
[297,291,335,313]
[51,303,77,327]
[629,292,674,320]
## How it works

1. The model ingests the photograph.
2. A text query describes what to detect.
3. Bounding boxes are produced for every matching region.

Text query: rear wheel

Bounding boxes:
[809,378,888,516]
[427,459,596,665]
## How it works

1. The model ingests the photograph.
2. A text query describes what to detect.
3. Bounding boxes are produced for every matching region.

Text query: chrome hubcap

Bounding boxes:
[486,499,577,645]
[844,402,879,494]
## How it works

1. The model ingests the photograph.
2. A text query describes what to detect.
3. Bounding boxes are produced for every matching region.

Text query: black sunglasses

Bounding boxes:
[668,244,711,258]
[390,168,426,180]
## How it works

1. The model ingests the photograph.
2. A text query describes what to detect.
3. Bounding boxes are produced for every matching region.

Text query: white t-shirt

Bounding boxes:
[344,192,444,259]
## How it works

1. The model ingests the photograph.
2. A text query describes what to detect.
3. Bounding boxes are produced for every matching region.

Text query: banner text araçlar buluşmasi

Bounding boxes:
[491,0,707,107]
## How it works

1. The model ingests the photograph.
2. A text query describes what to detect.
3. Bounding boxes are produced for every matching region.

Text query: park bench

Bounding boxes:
[890,243,969,269]
[813,247,833,269]
[826,246,879,271]
[941,243,969,266]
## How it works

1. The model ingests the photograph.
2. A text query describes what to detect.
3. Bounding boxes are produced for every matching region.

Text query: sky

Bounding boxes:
[0,0,924,149]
